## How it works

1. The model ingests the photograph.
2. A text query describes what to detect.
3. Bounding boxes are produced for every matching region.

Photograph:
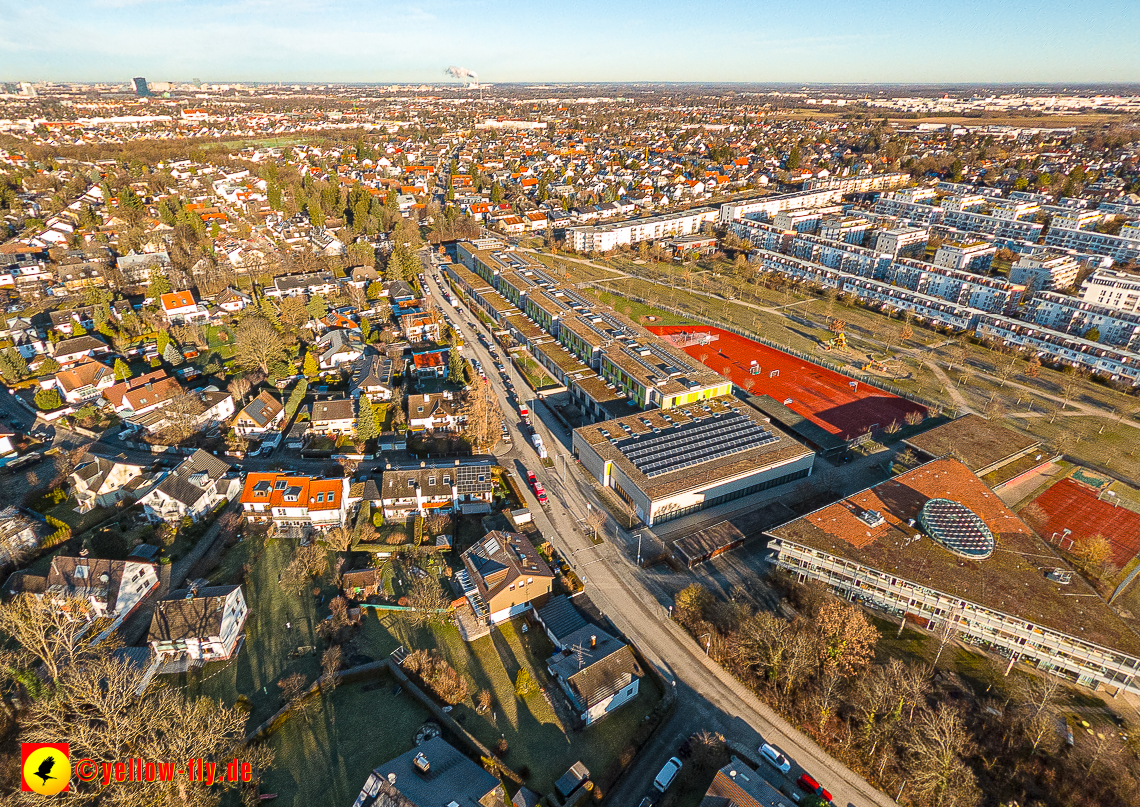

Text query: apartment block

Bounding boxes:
[1009,250,1081,291]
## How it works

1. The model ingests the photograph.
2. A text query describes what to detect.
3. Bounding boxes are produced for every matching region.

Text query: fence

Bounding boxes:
[578,281,951,417]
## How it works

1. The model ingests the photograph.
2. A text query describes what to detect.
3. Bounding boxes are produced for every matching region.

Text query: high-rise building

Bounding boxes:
[132,77,150,97]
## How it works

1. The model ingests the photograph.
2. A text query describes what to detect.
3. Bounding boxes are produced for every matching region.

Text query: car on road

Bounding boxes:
[796,773,832,803]
[525,470,548,505]
[653,757,682,793]
[637,797,655,807]
[760,742,791,774]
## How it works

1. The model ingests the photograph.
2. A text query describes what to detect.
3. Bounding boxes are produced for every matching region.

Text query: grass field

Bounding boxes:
[187,533,658,801]
[260,672,432,807]
[354,613,663,795]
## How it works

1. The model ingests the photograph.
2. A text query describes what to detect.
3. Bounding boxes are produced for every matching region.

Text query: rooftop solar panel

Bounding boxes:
[614,410,780,478]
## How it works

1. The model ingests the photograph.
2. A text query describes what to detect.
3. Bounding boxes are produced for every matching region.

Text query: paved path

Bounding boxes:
[923,360,976,414]
[424,253,895,807]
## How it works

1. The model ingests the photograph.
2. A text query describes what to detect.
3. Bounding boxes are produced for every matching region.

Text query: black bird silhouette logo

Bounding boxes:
[33,755,56,785]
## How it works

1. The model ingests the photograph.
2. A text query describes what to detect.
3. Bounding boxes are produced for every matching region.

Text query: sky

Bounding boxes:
[2,0,1139,85]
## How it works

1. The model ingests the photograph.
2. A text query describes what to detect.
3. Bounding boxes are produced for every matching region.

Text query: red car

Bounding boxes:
[796,773,832,803]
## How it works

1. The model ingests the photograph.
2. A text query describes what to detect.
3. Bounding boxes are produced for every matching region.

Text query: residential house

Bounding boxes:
[102,369,169,412]
[702,757,796,807]
[265,271,339,298]
[51,334,111,367]
[379,466,494,519]
[457,530,554,624]
[233,390,284,436]
[315,329,366,370]
[116,374,183,418]
[348,265,380,289]
[309,399,356,436]
[407,391,464,433]
[137,450,239,523]
[116,251,172,285]
[212,287,251,313]
[546,625,642,726]
[349,353,395,401]
[412,347,448,378]
[69,454,148,513]
[148,584,248,662]
[159,291,208,324]
[399,311,441,342]
[239,473,352,529]
[10,555,160,620]
[351,736,506,807]
[53,360,116,404]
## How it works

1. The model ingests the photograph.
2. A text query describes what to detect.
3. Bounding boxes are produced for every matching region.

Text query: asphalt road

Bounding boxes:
[419,251,896,807]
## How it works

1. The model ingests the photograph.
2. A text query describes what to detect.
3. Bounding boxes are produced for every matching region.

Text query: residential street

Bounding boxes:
[420,250,895,807]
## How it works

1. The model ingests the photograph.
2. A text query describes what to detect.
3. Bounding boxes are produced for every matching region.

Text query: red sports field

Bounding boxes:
[648,325,927,441]
[1022,478,1140,568]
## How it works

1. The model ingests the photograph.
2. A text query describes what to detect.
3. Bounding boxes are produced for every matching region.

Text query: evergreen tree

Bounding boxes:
[113,358,132,381]
[447,348,466,385]
[306,295,328,321]
[258,298,281,327]
[303,351,320,378]
[786,146,802,171]
[355,399,377,442]
[0,348,27,383]
[71,322,87,337]
[37,356,61,377]
[359,316,372,342]
[147,270,172,300]
[34,387,62,411]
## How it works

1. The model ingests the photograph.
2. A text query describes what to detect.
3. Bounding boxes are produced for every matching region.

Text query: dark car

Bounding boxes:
[796,773,832,803]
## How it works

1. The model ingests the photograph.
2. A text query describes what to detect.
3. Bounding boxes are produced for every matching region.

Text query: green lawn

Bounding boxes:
[41,498,117,532]
[259,674,433,807]
[183,538,338,728]
[354,613,663,795]
[188,534,660,801]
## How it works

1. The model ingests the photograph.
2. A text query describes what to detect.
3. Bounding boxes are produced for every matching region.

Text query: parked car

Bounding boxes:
[760,742,791,774]
[796,773,832,803]
[653,757,682,793]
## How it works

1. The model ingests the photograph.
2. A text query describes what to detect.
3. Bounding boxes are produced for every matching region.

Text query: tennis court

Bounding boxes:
[649,325,926,441]
[1022,477,1140,568]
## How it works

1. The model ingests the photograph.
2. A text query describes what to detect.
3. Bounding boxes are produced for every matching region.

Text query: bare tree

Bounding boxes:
[320,645,343,693]
[931,605,963,670]
[227,375,252,406]
[233,313,287,376]
[1012,670,1064,753]
[903,703,980,807]
[461,382,502,453]
[405,574,450,627]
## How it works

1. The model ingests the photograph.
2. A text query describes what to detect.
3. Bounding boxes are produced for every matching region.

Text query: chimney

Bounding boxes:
[590,635,596,649]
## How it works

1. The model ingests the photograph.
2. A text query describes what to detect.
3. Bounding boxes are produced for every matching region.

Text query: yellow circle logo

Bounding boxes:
[22,746,70,795]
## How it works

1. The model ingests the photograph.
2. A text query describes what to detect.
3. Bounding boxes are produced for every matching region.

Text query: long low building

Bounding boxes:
[572,395,815,526]
[766,458,1140,695]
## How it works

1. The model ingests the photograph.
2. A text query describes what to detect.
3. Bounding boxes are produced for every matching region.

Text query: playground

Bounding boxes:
[649,325,927,441]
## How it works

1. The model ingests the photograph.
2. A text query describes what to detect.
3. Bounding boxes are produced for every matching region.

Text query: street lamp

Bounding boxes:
[699,633,711,656]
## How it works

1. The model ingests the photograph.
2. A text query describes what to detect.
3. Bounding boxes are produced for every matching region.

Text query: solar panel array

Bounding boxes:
[614,410,779,478]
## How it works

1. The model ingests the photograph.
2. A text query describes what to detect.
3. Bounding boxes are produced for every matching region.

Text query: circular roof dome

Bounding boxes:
[919,498,994,560]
